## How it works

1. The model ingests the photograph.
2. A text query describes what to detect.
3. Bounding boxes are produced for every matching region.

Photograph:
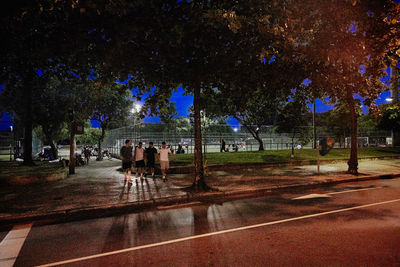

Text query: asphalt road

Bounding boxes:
[3,178,400,267]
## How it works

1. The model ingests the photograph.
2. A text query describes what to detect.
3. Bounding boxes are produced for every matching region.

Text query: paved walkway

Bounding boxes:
[1,157,400,225]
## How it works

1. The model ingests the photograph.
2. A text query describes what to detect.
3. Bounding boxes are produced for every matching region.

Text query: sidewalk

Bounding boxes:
[1,158,400,226]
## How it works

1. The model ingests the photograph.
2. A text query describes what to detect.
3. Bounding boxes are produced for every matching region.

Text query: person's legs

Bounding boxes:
[161,161,169,181]
[127,168,132,181]
[148,161,155,177]
[161,168,166,181]
[139,167,144,179]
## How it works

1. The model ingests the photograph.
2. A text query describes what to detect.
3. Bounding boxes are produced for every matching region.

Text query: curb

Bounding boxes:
[168,156,400,174]
[1,173,400,227]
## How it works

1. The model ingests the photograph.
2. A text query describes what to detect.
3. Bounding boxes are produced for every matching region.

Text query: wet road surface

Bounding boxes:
[4,178,400,266]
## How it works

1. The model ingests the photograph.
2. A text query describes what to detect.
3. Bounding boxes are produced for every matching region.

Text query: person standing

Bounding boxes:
[83,146,91,165]
[145,142,157,178]
[157,141,173,182]
[133,141,146,180]
[221,139,226,152]
[120,140,133,182]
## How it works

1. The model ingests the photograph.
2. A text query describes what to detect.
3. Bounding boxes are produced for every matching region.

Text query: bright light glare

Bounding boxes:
[131,103,142,113]
[233,128,238,132]
[386,97,393,102]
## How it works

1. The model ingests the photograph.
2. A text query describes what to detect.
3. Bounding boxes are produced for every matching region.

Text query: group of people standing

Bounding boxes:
[120,140,173,183]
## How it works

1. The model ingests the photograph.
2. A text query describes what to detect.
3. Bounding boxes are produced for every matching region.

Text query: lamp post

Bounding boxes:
[131,103,142,142]
[390,65,399,147]
[312,100,316,149]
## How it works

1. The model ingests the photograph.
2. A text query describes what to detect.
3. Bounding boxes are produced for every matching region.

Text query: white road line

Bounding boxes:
[37,198,400,267]
[0,223,32,267]
[328,187,382,195]
[292,187,383,200]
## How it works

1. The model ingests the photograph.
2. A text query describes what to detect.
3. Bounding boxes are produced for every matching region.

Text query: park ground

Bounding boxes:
[3,176,400,266]
[1,147,400,226]
[1,148,400,266]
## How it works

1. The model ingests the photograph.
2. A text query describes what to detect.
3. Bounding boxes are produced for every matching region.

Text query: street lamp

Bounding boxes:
[131,103,142,113]
[131,103,142,142]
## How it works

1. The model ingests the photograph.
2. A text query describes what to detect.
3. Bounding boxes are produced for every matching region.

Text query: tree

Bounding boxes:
[159,102,178,133]
[374,104,400,140]
[175,116,192,134]
[90,81,132,160]
[275,90,310,158]
[64,74,95,174]
[204,66,305,151]
[76,121,102,146]
[283,0,396,174]
[86,1,291,190]
[0,1,97,164]
[32,71,73,159]
[319,101,362,148]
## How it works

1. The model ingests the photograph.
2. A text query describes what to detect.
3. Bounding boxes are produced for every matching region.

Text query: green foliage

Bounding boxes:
[90,81,132,135]
[159,102,178,125]
[358,114,379,131]
[319,101,362,139]
[76,128,102,146]
[175,116,192,133]
[377,104,400,131]
[275,89,310,138]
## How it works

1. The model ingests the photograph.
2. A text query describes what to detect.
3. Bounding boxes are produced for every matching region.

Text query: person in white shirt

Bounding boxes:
[133,142,146,179]
[157,141,173,182]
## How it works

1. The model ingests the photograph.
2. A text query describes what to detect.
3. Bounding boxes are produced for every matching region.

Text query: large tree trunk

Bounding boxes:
[69,123,76,174]
[49,141,58,160]
[240,122,264,151]
[255,131,264,151]
[43,129,58,160]
[23,84,34,165]
[313,101,317,149]
[392,130,400,147]
[346,88,358,175]
[291,136,295,158]
[391,66,400,146]
[97,127,105,161]
[191,80,209,190]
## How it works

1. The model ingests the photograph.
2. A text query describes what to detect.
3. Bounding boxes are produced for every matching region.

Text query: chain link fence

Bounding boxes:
[0,130,42,161]
[102,123,392,156]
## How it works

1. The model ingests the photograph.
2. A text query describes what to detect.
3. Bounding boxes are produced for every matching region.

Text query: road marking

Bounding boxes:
[37,198,400,267]
[292,193,331,200]
[328,187,382,195]
[157,201,202,210]
[0,223,32,267]
[292,187,384,200]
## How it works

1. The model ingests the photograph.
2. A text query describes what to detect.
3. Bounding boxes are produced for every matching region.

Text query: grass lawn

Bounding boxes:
[0,155,12,161]
[0,160,66,178]
[172,147,400,166]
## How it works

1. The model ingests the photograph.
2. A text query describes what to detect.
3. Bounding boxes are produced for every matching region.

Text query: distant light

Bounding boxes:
[132,103,142,113]
[386,97,393,102]
[233,128,238,132]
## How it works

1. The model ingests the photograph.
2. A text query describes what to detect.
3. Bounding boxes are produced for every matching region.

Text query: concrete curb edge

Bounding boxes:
[1,173,400,226]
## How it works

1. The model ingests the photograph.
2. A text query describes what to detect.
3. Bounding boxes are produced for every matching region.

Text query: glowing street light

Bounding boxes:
[386,97,393,102]
[131,103,142,113]
[233,128,238,132]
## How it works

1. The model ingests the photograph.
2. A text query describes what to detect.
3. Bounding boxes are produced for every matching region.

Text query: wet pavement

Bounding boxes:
[1,157,400,226]
[9,178,400,266]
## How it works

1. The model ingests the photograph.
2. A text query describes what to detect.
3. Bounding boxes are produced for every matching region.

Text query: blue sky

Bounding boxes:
[0,65,398,130]
[0,82,397,130]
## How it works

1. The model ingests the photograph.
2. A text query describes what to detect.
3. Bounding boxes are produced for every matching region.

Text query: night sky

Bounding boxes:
[0,68,397,131]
